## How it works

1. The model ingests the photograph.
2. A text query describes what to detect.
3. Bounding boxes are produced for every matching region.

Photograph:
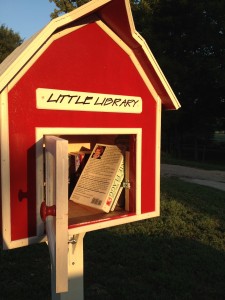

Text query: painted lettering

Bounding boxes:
[94,97,105,105]
[104,98,114,106]
[75,96,82,104]
[47,93,59,103]
[132,99,139,107]
[37,88,142,113]
[47,93,139,108]
[119,99,127,107]
[112,98,121,106]
[84,96,93,105]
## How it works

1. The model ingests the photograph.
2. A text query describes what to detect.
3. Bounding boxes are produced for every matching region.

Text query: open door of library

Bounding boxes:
[45,135,69,293]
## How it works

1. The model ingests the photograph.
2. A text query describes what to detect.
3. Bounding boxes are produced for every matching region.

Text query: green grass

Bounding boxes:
[85,178,225,299]
[0,178,225,299]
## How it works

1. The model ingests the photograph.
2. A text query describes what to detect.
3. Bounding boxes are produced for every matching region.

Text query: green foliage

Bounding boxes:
[49,0,90,18]
[132,0,225,161]
[0,25,23,63]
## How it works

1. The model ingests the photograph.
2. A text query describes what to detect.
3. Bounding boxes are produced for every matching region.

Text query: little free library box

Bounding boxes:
[0,0,180,296]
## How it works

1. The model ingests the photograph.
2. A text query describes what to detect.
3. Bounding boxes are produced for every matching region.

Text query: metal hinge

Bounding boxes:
[123,181,131,189]
[68,235,77,245]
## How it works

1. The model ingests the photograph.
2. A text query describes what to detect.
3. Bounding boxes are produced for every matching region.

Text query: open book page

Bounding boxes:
[70,144,124,212]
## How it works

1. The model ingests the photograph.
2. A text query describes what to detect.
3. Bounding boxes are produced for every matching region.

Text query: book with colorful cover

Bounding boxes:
[68,150,91,197]
[70,144,124,212]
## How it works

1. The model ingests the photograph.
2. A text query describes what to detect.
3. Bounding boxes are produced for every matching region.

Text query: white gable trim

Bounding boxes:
[0,0,180,109]
[0,0,111,92]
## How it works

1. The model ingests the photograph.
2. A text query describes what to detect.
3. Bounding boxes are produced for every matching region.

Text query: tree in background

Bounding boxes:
[49,0,144,19]
[132,0,225,161]
[0,25,23,63]
[49,0,90,18]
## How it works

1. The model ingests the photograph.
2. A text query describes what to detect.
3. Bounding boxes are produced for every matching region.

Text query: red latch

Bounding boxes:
[40,201,56,222]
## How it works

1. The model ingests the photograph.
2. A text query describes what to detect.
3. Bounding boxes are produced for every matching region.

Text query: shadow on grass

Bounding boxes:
[0,226,225,300]
[0,178,224,299]
[0,228,224,300]
[0,243,51,300]
[85,179,225,299]
[84,229,225,300]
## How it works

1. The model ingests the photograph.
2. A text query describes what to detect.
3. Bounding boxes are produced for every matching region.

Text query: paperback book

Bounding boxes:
[70,144,124,212]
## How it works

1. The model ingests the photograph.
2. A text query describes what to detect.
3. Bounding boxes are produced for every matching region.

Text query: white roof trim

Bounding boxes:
[0,0,180,109]
[0,0,111,92]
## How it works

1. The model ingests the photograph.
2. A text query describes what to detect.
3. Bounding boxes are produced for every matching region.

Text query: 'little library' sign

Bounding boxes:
[36,88,142,113]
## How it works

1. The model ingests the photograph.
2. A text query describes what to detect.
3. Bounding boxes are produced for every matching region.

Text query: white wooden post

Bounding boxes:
[51,233,86,300]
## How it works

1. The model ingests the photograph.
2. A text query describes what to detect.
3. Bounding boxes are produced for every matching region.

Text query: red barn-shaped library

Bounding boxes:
[0,0,180,297]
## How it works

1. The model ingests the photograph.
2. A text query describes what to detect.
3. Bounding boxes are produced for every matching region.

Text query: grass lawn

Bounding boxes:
[0,177,225,299]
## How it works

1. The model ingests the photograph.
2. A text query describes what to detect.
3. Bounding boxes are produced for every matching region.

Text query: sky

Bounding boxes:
[0,0,56,40]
